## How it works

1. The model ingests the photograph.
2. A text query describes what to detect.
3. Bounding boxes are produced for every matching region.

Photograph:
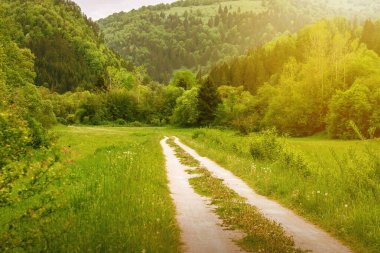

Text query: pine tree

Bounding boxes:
[198,78,221,126]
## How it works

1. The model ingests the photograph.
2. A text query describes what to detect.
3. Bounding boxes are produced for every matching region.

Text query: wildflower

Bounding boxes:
[344,204,348,208]
[317,190,320,194]
[325,193,328,196]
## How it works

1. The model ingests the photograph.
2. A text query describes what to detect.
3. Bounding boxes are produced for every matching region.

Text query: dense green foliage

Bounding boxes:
[0,25,58,206]
[98,0,308,82]
[99,0,380,82]
[0,0,128,93]
[208,18,380,138]
[1,0,380,251]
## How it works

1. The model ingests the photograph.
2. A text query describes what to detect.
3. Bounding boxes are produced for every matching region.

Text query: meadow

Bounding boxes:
[1,126,379,252]
[0,126,181,252]
[173,128,380,253]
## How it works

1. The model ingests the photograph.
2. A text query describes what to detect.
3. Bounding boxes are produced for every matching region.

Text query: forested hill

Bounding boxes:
[98,0,380,83]
[0,0,130,93]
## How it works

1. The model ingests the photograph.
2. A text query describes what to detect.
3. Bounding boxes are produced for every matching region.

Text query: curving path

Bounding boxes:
[173,137,352,253]
[160,137,247,253]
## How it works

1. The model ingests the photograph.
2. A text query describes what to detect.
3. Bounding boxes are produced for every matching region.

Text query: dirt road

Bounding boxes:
[172,137,352,253]
[161,137,246,253]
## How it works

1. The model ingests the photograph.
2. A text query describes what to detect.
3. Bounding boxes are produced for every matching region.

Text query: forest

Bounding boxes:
[98,0,380,82]
[2,0,380,138]
[1,0,380,252]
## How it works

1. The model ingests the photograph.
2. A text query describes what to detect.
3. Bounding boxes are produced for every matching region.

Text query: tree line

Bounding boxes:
[207,18,380,138]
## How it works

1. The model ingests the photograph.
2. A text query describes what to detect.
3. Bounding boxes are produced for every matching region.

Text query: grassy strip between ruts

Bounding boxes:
[166,137,306,253]
[167,137,201,167]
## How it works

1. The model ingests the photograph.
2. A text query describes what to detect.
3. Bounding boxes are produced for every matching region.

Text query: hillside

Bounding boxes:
[98,0,380,83]
[0,0,129,93]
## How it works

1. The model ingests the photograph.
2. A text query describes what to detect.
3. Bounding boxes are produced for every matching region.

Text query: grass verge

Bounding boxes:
[0,126,181,252]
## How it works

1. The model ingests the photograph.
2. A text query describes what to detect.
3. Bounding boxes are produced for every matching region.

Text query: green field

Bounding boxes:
[0,126,180,252]
[1,126,379,252]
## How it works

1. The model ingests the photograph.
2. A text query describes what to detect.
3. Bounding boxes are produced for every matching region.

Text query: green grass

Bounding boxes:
[0,126,181,252]
[167,137,200,167]
[172,128,380,253]
[2,125,379,252]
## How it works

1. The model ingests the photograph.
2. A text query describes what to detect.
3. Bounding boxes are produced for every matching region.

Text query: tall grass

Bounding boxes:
[0,126,181,252]
[174,128,380,253]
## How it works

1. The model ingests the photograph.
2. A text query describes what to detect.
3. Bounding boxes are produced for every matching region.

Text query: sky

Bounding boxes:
[72,0,177,20]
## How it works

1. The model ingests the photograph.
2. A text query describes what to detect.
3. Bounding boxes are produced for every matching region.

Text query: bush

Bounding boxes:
[249,128,311,177]
[327,83,378,139]
[105,89,137,122]
[28,118,49,149]
[233,114,260,135]
[149,117,162,126]
[115,118,127,125]
[66,114,76,125]
[128,121,144,127]
[249,129,282,160]
[57,117,67,125]
[0,112,30,168]
[192,130,206,139]
[277,149,311,177]
[82,116,90,125]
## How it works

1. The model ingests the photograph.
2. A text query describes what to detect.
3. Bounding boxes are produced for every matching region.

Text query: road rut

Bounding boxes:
[173,137,352,253]
[161,137,246,253]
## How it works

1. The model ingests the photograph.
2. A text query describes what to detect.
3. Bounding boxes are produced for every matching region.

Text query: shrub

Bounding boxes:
[233,114,260,135]
[115,118,127,125]
[28,118,49,149]
[105,89,138,122]
[192,130,206,139]
[248,128,311,177]
[327,83,380,139]
[250,129,282,160]
[66,114,75,125]
[128,121,144,127]
[57,117,67,125]
[82,116,90,125]
[277,149,311,177]
[149,117,162,126]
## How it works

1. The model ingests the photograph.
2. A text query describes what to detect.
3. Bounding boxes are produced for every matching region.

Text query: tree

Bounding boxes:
[171,87,199,126]
[198,78,221,125]
[162,85,184,121]
[169,70,198,90]
[327,84,372,139]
